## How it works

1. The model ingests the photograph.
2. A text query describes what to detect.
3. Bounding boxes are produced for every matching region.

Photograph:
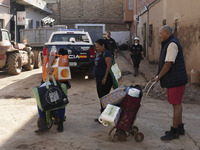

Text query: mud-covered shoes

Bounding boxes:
[57,118,64,132]
[35,118,48,134]
[165,123,185,135]
[161,127,179,140]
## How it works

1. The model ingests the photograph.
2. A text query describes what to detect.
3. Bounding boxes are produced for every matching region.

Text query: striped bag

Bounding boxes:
[100,86,127,109]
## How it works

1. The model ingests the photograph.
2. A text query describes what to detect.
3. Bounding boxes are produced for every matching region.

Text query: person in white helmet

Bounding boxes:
[130,37,144,76]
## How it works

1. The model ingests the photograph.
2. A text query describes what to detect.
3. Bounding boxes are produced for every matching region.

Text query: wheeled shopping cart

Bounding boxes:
[108,81,157,142]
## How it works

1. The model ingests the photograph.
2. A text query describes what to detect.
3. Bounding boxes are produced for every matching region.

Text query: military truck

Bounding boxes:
[0,29,34,75]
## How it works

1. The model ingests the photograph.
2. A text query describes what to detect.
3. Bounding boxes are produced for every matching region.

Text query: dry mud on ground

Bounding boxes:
[0,53,200,150]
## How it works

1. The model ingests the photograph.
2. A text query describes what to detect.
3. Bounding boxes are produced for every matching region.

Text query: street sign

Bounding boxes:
[17,11,26,26]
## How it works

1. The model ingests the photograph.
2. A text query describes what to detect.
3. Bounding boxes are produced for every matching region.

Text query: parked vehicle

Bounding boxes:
[19,25,67,68]
[43,29,95,78]
[0,29,34,75]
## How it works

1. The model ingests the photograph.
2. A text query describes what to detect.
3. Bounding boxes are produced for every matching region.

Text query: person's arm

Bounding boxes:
[140,45,144,59]
[47,55,56,74]
[129,45,133,55]
[151,62,173,82]
[114,48,117,58]
[47,49,57,74]
[151,42,178,82]
[113,39,118,58]
[102,57,112,85]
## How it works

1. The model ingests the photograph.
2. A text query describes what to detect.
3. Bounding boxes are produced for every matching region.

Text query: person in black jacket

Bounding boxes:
[151,25,188,141]
[130,37,144,76]
[105,31,118,58]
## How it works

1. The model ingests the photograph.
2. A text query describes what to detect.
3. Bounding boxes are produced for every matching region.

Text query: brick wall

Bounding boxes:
[45,0,128,31]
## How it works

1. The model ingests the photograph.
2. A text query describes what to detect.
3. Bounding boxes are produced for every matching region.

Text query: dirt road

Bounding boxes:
[0,54,200,150]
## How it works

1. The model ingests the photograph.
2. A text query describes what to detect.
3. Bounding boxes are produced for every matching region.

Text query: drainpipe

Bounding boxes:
[146,7,149,59]
[137,0,160,59]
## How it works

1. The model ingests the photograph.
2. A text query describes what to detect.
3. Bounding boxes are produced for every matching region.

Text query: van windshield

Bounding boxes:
[51,34,90,43]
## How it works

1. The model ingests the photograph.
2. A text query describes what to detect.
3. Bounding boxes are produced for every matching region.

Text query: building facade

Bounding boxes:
[45,0,128,32]
[43,0,129,44]
[137,0,200,74]
[124,0,200,78]
[123,0,154,45]
[0,0,10,30]
[10,0,52,42]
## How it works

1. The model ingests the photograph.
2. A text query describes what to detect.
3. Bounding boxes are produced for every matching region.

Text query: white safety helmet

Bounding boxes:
[69,37,76,42]
[134,37,140,41]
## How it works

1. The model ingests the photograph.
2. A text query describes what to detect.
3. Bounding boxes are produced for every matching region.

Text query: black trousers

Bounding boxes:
[132,58,141,69]
[96,74,113,113]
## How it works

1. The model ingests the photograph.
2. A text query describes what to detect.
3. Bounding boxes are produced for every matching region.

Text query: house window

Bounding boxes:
[128,0,133,10]
[149,24,153,47]
[163,19,166,25]
[0,19,3,29]
[174,19,179,37]
[2,30,10,41]
[36,21,40,28]
[124,0,125,10]
[28,20,33,29]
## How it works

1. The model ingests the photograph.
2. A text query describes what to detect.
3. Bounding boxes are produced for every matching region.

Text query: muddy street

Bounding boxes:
[0,53,200,150]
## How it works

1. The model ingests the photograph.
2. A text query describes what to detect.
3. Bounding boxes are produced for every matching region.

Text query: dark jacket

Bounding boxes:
[105,38,117,55]
[130,44,143,60]
[158,34,188,88]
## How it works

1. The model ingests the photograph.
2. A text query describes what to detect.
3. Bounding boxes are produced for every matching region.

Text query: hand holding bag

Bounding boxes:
[32,74,69,111]
[42,55,71,82]
[110,63,122,89]
[103,52,122,89]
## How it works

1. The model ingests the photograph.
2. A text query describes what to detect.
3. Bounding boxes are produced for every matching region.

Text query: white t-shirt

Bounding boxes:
[165,42,178,63]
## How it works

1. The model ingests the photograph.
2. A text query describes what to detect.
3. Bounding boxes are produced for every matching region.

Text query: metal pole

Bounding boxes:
[146,10,149,59]
[14,15,16,42]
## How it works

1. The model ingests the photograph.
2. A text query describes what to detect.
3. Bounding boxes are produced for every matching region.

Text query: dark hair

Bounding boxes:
[59,48,68,55]
[95,39,109,50]
[96,39,106,46]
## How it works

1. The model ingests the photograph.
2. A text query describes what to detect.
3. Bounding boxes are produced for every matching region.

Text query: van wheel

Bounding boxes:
[24,51,34,70]
[7,52,22,75]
